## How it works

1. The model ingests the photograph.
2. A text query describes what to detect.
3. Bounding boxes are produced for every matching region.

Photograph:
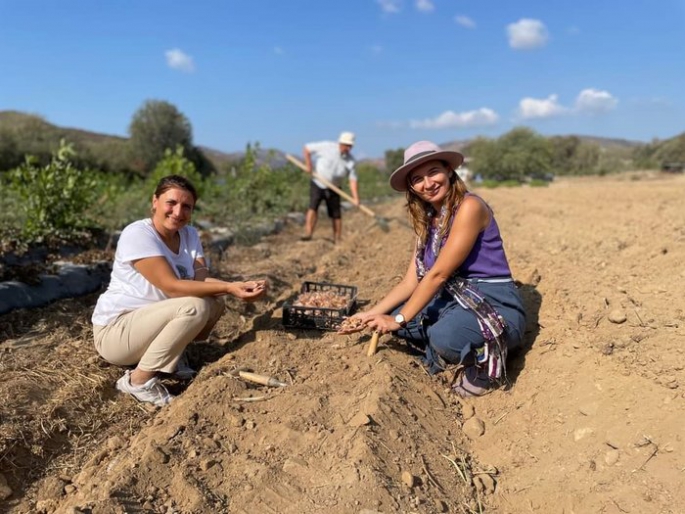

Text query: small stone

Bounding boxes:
[229,415,244,428]
[461,403,475,420]
[0,473,12,500]
[434,499,447,512]
[401,471,416,488]
[476,474,496,494]
[604,449,619,466]
[462,417,486,438]
[608,310,627,324]
[200,459,216,471]
[107,436,125,451]
[573,427,594,441]
[348,412,372,427]
[151,447,170,464]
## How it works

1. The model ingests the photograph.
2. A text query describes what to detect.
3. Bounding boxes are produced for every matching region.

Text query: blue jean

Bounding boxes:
[394,280,526,375]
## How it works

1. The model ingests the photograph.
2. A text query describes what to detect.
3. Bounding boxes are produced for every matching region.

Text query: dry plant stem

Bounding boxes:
[632,443,659,472]
[232,396,268,402]
[420,454,444,491]
[442,454,468,483]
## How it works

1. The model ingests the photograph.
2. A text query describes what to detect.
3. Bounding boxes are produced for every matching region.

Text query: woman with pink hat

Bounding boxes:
[352,141,526,397]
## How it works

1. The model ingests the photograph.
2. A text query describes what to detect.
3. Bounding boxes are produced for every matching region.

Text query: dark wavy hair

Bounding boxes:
[153,175,198,204]
[405,160,468,242]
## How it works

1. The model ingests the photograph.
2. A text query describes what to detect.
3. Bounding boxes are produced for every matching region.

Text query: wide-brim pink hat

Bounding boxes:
[389,140,464,192]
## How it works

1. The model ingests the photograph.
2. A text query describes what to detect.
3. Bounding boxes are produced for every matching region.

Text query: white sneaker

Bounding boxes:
[175,351,197,380]
[116,370,174,407]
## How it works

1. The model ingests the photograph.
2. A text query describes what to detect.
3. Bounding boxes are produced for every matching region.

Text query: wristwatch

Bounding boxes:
[394,313,407,328]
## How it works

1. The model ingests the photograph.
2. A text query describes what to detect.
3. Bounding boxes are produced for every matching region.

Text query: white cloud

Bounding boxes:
[410,108,499,129]
[567,25,580,35]
[370,44,384,55]
[165,48,195,73]
[274,46,284,55]
[377,0,401,14]
[455,15,476,29]
[416,0,434,12]
[506,19,549,50]
[518,94,568,119]
[575,88,618,113]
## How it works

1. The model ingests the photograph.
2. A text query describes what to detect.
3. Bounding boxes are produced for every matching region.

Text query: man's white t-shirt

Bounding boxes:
[92,219,204,326]
[305,141,357,189]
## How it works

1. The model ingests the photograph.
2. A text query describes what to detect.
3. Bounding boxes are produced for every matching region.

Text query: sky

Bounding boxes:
[1,0,684,159]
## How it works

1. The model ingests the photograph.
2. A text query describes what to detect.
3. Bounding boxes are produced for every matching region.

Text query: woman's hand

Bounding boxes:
[228,280,267,301]
[365,313,402,335]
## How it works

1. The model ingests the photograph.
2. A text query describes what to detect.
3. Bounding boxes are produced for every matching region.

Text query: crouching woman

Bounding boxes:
[92,175,267,406]
[354,141,526,397]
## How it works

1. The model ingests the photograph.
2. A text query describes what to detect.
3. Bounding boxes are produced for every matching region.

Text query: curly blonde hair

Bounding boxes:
[404,161,468,242]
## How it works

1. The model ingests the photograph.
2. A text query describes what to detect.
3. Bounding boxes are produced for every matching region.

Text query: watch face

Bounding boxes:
[395,314,405,324]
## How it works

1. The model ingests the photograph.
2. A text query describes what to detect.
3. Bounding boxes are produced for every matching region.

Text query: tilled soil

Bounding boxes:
[1,172,684,514]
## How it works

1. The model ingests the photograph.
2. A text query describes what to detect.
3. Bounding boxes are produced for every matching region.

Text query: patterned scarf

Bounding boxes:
[415,204,508,380]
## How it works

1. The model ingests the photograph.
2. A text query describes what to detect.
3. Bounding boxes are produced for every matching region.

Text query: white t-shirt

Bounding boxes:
[305,141,357,189]
[92,219,205,326]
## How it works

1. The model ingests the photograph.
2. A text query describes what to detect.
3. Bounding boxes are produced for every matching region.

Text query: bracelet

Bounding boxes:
[194,266,209,271]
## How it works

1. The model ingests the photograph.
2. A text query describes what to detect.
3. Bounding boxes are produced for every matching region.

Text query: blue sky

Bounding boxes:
[1,0,684,159]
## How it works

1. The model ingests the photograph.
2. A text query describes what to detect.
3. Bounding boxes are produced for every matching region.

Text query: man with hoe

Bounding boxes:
[301,131,359,244]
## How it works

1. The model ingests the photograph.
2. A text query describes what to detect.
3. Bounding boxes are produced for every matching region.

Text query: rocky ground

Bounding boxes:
[1,171,684,514]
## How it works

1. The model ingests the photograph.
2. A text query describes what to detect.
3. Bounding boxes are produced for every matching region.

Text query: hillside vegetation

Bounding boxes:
[1,105,683,252]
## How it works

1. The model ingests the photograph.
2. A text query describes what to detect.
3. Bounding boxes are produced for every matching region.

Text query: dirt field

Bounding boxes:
[1,172,684,514]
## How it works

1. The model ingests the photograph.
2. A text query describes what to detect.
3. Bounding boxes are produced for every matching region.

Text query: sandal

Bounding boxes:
[452,366,494,398]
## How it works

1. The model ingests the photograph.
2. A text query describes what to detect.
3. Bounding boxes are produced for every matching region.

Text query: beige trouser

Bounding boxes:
[93,297,225,373]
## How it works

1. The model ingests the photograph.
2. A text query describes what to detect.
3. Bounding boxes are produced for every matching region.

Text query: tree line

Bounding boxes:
[385,127,673,183]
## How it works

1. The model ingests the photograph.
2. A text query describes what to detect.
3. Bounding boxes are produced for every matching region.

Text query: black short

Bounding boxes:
[309,181,341,219]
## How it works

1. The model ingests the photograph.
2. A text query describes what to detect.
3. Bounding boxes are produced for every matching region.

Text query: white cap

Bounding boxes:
[338,131,356,146]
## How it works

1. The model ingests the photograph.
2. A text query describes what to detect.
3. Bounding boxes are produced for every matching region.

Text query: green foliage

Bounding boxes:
[384,148,404,173]
[202,143,309,227]
[635,133,685,169]
[467,128,552,182]
[356,161,394,200]
[528,179,550,187]
[128,100,194,174]
[146,146,206,198]
[7,140,101,242]
[549,136,595,175]
[478,179,503,188]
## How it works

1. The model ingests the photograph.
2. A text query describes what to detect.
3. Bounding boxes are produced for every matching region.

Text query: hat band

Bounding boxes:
[404,149,437,165]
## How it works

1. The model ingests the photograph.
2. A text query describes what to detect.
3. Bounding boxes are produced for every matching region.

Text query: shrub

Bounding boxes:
[7,140,100,243]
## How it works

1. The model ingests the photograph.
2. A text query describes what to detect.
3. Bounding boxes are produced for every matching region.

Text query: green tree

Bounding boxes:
[467,137,501,180]
[467,128,552,182]
[128,100,194,175]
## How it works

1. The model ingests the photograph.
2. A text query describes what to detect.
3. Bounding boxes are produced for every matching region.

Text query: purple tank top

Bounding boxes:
[422,194,512,279]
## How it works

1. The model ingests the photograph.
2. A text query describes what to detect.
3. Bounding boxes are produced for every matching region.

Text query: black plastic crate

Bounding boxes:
[282,281,357,331]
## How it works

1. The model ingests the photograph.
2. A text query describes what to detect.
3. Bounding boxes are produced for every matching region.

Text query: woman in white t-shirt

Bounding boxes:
[92,175,267,406]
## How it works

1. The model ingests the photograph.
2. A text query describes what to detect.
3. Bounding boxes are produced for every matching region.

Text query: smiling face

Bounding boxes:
[151,187,195,234]
[407,159,453,208]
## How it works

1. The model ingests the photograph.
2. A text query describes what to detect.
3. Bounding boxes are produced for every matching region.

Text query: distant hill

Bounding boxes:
[0,110,665,173]
[439,134,644,154]
[0,110,287,172]
[0,110,127,145]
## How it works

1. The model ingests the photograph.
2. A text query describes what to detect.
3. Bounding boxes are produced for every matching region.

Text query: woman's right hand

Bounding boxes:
[228,280,267,301]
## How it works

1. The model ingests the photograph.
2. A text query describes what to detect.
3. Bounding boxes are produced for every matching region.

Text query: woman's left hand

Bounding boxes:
[365,314,402,335]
